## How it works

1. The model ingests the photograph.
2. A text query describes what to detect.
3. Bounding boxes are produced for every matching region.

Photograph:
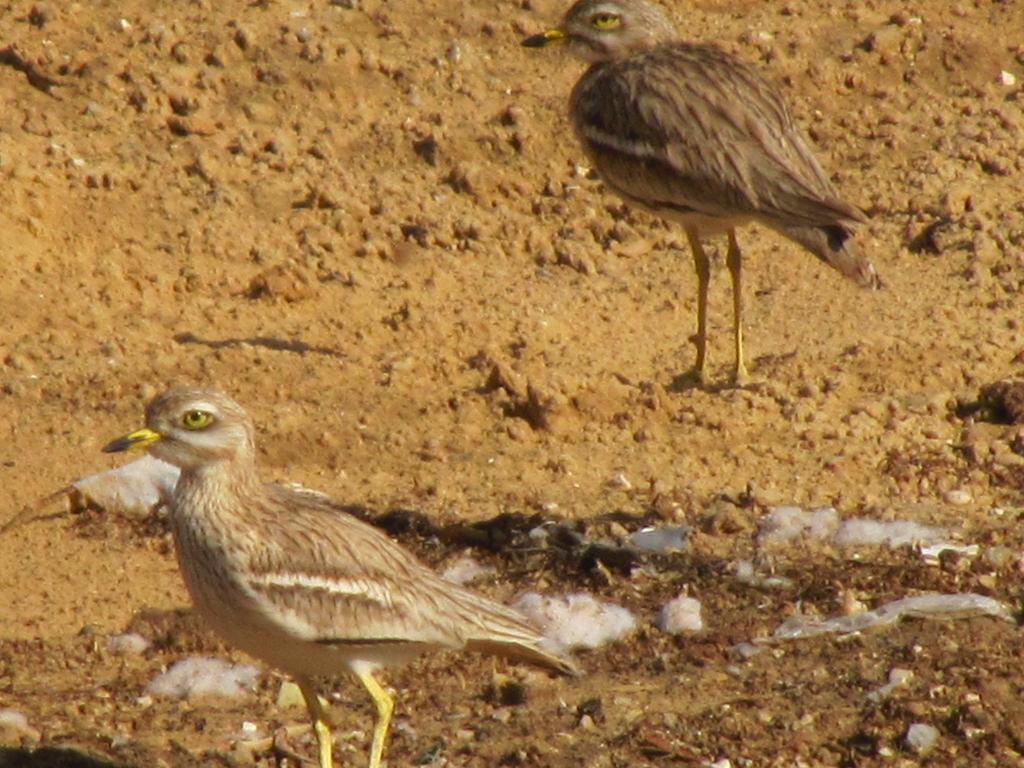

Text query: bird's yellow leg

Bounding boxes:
[357,669,395,768]
[685,228,711,385]
[726,230,750,386]
[297,677,334,768]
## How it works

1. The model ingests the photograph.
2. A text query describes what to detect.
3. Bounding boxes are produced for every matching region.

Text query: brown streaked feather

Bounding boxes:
[466,638,580,677]
[226,483,576,674]
[570,43,867,232]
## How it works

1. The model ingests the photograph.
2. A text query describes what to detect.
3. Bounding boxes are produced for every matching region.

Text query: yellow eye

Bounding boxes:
[181,410,212,430]
[592,12,620,29]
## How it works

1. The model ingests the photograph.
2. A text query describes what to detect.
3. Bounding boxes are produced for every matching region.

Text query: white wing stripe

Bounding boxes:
[580,124,663,160]
[252,573,394,607]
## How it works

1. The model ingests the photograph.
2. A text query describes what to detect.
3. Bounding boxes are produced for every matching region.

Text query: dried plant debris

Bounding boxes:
[759,593,1015,643]
[957,379,1024,425]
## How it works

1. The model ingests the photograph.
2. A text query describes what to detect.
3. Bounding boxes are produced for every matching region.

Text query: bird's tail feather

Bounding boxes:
[465,637,580,677]
[440,582,580,676]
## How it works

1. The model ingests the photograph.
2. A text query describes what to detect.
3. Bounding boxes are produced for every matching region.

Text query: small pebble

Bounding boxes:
[629,524,689,553]
[0,709,40,744]
[729,642,764,661]
[28,4,51,27]
[905,722,939,755]
[110,734,132,750]
[239,721,259,738]
[106,633,150,656]
[608,471,631,489]
[445,41,463,64]
[867,668,914,702]
[527,525,549,545]
[276,680,305,708]
[982,545,1014,568]
[655,595,703,634]
[943,489,971,506]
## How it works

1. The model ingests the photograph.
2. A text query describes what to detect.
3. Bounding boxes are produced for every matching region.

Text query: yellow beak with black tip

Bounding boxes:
[103,428,162,454]
[521,28,566,48]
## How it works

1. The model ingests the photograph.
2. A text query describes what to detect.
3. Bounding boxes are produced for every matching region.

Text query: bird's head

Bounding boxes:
[521,0,675,63]
[103,387,256,471]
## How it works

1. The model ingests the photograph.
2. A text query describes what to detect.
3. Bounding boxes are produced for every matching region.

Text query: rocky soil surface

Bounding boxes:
[1,0,1023,766]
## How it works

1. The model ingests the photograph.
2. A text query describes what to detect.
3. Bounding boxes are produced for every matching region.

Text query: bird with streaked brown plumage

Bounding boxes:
[524,0,880,386]
[103,387,577,768]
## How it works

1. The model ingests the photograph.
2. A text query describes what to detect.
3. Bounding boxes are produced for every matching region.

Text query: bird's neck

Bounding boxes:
[596,35,667,63]
[175,459,262,508]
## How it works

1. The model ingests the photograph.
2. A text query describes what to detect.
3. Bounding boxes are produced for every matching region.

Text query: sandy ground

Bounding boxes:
[1,0,1023,765]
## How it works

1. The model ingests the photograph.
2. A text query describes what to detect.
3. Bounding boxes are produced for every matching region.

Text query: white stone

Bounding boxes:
[905,722,939,754]
[239,721,260,738]
[867,668,914,702]
[656,595,703,634]
[0,709,40,743]
[276,680,306,709]
[629,525,689,553]
[943,489,972,506]
[608,472,631,490]
[70,456,179,519]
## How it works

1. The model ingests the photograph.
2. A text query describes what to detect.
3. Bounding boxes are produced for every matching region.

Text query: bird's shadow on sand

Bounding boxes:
[0,747,131,768]
[668,370,746,394]
[173,331,344,359]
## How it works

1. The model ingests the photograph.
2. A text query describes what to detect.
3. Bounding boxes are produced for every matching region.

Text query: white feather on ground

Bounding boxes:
[106,633,150,656]
[512,592,637,650]
[147,657,259,701]
[757,506,950,549]
[441,553,496,586]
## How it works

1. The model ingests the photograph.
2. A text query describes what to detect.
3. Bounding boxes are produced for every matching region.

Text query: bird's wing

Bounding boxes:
[235,489,460,647]
[238,486,551,657]
[569,43,865,229]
